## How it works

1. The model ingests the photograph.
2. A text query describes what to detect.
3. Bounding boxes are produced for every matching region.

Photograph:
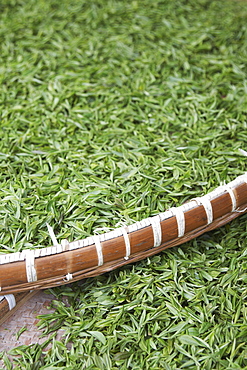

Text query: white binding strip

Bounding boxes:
[64,273,73,281]
[194,196,213,224]
[122,227,131,260]
[149,215,162,247]
[1,294,16,310]
[25,249,37,282]
[61,239,70,251]
[170,207,185,237]
[93,235,103,266]
[223,185,237,211]
[46,223,58,246]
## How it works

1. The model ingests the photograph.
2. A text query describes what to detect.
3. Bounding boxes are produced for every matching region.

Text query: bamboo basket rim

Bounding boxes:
[1,172,247,265]
[1,172,247,296]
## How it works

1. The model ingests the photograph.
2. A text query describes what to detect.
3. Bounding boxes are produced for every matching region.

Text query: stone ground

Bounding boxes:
[0,290,65,367]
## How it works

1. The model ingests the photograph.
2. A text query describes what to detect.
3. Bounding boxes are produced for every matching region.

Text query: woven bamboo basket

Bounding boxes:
[1,173,247,320]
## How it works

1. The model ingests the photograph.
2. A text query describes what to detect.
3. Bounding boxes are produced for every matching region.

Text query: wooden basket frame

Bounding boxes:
[0,173,247,297]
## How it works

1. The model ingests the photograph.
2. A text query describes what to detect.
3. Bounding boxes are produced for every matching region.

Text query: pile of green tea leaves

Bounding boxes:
[0,0,247,368]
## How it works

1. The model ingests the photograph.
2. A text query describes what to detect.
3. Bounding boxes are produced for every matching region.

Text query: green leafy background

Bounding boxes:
[0,0,247,368]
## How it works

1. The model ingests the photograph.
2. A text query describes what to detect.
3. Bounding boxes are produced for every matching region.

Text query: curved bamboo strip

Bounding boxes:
[1,173,247,295]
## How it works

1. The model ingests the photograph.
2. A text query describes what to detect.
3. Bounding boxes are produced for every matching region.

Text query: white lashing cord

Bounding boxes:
[122,227,131,260]
[223,184,237,211]
[169,207,186,237]
[25,249,37,282]
[149,215,162,247]
[0,294,16,310]
[193,196,213,224]
[93,235,104,266]
[64,273,73,281]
